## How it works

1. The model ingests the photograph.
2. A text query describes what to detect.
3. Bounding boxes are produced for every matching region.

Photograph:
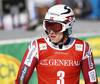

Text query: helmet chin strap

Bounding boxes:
[58,27,72,44]
[58,32,68,45]
[58,29,70,44]
[59,37,67,44]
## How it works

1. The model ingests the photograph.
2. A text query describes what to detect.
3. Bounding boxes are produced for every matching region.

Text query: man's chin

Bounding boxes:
[51,39,58,43]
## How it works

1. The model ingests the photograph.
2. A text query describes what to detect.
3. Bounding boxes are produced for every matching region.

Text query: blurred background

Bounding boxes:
[0,0,100,84]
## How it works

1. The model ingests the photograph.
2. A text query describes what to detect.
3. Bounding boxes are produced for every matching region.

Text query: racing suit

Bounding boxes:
[15,37,98,84]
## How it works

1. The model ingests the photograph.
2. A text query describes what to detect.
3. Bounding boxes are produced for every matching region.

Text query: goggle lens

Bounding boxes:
[45,21,63,33]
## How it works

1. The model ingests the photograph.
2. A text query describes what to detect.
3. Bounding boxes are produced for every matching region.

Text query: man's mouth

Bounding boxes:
[50,36,56,39]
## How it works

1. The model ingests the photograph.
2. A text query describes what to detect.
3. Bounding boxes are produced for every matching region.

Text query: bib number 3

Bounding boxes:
[57,71,65,84]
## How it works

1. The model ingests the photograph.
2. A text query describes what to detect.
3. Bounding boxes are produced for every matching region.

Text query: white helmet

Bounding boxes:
[43,4,75,35]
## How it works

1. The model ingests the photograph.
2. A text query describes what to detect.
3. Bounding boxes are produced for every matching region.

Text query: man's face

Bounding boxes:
[48,30,63,43]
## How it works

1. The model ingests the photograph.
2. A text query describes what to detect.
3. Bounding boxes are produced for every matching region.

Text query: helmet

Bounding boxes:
[43,4,75,35]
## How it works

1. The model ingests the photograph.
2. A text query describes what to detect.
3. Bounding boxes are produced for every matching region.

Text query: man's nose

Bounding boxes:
[49,30,55,34]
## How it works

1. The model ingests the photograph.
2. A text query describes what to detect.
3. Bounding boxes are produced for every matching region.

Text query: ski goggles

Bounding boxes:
[43,20,66,33]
